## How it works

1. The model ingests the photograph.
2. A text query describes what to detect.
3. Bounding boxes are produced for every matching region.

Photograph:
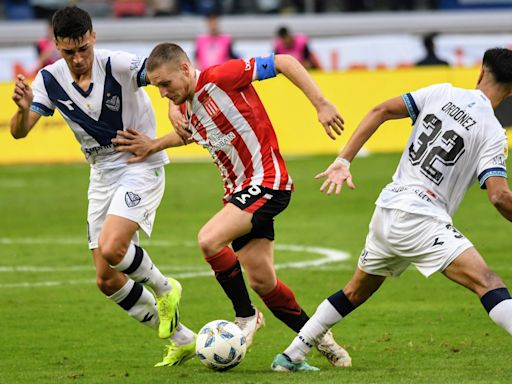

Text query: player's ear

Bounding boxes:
[91,31,97,44]
[181,62,190,75]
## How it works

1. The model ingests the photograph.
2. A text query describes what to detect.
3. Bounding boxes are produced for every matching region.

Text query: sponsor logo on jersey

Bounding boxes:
[492,154,506,167]
[84,144,116,160]
[58,99,74,111]
[105,94,120,112]
[208,131,236,150]
[125,192,141,207]
[130,56,143,70]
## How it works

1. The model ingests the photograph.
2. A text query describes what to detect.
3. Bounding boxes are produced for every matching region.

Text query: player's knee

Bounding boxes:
[98,238,128,264]
[198,230,222,257]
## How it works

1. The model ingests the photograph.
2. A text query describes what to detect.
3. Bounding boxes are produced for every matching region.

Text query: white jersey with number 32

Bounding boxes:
[376,83,508,222]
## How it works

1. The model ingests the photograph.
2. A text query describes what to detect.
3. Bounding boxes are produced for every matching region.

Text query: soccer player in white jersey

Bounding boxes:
[113,43,352,367]
[10,6,195,367]
[271,47,512,372]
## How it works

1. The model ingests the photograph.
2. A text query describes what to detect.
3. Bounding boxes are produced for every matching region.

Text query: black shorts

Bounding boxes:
[227,185,291,252]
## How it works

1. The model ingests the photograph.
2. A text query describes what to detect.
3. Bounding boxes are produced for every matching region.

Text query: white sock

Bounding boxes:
[284,299,343,362]
[489,299,512,334]
[108,279,159,329]
[113,243,171,296]
[171,323,195,346]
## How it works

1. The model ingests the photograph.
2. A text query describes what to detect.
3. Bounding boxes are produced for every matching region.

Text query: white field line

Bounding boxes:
[0,237,350,288]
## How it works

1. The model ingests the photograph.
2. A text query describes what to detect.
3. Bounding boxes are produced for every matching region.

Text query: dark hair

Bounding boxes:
[483,48,512,84]
[423,33,437,53]
[52,6,92,41]
[147,43,190,72]
[277,26,290,38]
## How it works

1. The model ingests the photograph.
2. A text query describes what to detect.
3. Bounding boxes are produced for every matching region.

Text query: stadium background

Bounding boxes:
[2,2,512,383]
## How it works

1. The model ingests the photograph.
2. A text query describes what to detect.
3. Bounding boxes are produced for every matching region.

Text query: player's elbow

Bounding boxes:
[489,188,512,220]
[10,128,27,139]
[369,104,393,122]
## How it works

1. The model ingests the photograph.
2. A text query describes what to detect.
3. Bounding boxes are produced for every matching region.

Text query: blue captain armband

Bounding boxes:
[255,54,276,80]
[478,167,508,189]
[30,102,54,116]
[401,93,419,125]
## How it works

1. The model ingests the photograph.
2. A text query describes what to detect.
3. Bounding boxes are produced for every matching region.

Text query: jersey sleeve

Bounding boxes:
[203,58,255,90]
[402,83,449,125]
[109,51,148,90]
[203,55,277,91]
[30,71,55,116]
[476,125,508,189]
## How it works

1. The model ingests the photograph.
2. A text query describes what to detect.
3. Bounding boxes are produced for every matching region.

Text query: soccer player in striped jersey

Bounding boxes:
[271,47,512,372]
[10,7,194,367]
[113,43,352,367]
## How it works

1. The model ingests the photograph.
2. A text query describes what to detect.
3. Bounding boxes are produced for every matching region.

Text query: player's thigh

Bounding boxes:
[107,165,165,239]
[231,187,291,252]
[99,215,140,255]
[236,238,277,289]
[198,203,253,249]
[442,247,505,297]
[357,207,410,277]
[392,215,473,278]
[88,169,118,250]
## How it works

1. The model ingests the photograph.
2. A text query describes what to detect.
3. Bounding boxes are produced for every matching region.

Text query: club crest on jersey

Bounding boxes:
[106,94,120,112]
[125,192,141,207]
[202,96,221,118]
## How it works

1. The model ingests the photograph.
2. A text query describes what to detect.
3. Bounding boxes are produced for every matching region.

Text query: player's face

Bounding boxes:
[55,31,96,77]
[148,61,194,105]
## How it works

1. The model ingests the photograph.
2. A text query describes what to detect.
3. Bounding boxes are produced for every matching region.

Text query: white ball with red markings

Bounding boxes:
[195,320,247,371]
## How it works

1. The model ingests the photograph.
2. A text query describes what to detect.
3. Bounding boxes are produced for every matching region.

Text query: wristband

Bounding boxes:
[334,156,350,169]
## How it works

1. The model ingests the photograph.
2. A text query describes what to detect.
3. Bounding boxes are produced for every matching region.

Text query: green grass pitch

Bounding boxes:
[1,154,511,383]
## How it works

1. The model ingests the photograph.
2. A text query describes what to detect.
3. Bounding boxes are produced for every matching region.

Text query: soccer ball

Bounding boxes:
[195,320,247,371]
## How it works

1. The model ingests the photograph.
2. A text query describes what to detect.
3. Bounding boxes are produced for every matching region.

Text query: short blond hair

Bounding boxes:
[147,43,190,72]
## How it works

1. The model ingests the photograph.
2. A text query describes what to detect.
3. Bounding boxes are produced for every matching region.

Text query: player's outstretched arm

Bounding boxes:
[112,128,185,164]
[316,96,409,196]
[10,74,40,139]
[485,176,512,222]
[273,54,343,140]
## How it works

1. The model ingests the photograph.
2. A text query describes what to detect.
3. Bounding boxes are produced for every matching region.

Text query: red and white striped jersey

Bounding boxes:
[182,58,293,201]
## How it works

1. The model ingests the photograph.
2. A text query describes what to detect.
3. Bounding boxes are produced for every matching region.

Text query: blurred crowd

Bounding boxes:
[2,0,440,20]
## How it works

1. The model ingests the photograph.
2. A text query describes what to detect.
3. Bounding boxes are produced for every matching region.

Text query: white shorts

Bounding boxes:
[358,207,473,277]
[87,165,165,249]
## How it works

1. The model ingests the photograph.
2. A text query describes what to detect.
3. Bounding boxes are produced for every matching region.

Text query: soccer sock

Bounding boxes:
[112,243,171,297]
[205,247,255,318]
[260,279,310,332]
[481,287,512,334]
[171,323,196,346]
[108,279,159,329]
[284,290,355,362]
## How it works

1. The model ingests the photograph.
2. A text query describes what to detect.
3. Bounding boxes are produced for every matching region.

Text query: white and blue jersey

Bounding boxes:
[30,49,169,170]
[376,83,508,222]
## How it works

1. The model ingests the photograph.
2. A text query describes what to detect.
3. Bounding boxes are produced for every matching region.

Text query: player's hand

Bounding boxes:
[112,128,155,164]
[168,101,191,145]
[315,159,355,195]
[12,74,33,111]
[317,100,344,140]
